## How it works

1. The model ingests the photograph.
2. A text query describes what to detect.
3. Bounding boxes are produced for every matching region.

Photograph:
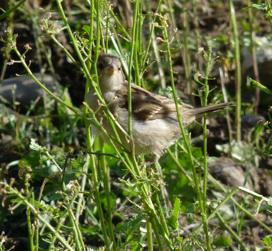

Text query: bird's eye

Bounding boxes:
[97,62,103,69]
[118,67,121,71]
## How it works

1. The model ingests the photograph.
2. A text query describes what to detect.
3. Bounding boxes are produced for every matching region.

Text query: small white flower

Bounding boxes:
[29,138,43,151]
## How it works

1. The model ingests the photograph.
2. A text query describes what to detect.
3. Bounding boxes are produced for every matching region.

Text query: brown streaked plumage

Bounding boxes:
[87,54,231,160]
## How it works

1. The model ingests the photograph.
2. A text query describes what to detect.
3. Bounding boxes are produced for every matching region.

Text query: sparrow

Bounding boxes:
[87,54,230,161]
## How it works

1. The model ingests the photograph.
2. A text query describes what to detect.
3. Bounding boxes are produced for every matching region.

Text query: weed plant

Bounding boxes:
[0,0,272,250]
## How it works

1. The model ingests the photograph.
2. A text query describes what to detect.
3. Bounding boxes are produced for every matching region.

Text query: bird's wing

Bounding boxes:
[116,82,184,121]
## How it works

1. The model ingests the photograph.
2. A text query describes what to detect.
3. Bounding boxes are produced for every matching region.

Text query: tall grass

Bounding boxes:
[229,0,242,142]
[1,0,272,250]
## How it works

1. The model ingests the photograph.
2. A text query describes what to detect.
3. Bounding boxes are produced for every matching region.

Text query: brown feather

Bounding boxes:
[116,82,175,121]
[116,81,231,122]
[184,102,232,117]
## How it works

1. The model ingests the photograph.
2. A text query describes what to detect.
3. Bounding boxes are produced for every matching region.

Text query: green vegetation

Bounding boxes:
[0,0,272,250]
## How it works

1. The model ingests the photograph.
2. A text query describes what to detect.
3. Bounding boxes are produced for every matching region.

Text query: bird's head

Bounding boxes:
[97,54,125,92]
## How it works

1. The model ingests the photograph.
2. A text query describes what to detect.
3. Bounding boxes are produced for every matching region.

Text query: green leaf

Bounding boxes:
[268,197,272,207]
[100,192,117,212]
[213,234,232,247]
[263,236,272,247]
[247,77,272,95]
[251,3,267,11]
[169,197,181,229]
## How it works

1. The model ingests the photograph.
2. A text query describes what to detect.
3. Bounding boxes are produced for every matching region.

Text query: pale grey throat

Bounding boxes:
[97,54,125,93]
[87,54,125,110]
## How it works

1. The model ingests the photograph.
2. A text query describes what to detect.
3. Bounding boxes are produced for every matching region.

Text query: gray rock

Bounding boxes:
[0,73,61,110]
[209,157,258,190]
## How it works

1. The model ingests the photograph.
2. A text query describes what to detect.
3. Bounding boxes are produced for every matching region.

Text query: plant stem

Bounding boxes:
[128,0,140,137]
[182,4,193,95]
[229,0,241,142]
[101,145,116,247]
[147,220,153,251]
[247,0,260,113]
[2,183,74,251]
[67,205,86,251]
[217,212,249,251]
[162,14,210,250]
[201,42,212,250]
[26,180,34,251]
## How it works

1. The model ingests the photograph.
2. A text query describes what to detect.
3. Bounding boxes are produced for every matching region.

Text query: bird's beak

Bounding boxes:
[105,64,115,76]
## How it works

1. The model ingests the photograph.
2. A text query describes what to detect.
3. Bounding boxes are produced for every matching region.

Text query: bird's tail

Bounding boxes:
[188,102,232,117]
